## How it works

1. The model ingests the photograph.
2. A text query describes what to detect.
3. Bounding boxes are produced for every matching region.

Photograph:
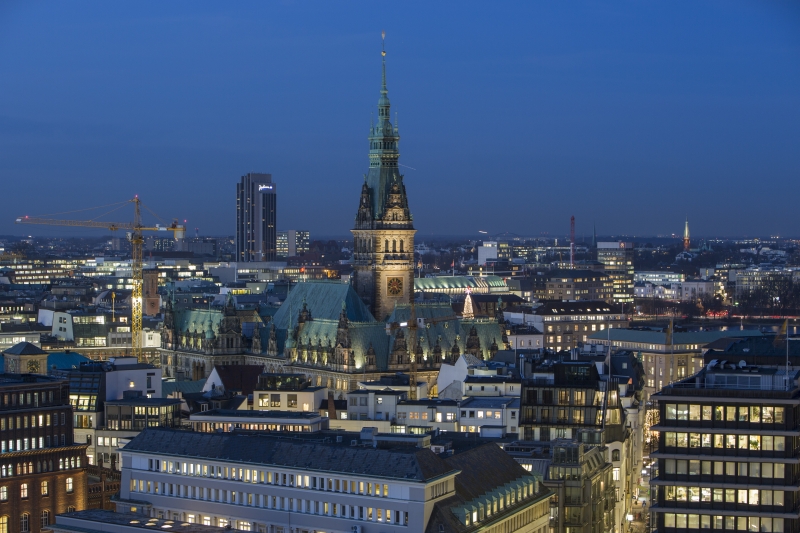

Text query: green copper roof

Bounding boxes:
[365,42,403,221]
[414,275,507,292]
[173,308,224,335]
[294,319,390,370]
[388,303,503,360]
[272,281,376,332]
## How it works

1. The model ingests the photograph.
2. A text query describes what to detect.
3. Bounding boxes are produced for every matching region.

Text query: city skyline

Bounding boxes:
[1,2,798,238]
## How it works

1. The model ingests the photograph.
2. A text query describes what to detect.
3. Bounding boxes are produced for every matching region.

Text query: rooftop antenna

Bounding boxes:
[570,216,575,268]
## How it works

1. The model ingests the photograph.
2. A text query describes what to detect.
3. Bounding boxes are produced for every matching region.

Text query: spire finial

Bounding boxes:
[381,31,387,93]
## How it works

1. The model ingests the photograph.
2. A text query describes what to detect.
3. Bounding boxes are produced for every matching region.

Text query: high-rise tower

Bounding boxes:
[236,173,277,262]
[683,216,690,251]
[351,34,416,321]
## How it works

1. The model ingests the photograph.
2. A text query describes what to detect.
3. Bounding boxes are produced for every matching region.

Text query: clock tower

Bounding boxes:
[352,35,416,321]
[3,342,48,375]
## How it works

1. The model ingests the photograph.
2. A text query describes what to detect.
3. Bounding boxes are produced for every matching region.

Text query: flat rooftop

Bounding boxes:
[190,409,323,420]
[55,510,248,533]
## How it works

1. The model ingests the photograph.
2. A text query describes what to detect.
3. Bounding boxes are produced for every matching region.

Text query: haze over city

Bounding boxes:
[1,1,799,238]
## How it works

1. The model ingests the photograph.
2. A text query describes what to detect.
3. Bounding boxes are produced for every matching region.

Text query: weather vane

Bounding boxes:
[381,30,386,57]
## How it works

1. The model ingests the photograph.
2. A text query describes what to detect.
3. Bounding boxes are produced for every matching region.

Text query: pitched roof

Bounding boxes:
[706,335,800,358]
[272,281,375,333]
[424,443,550,533]
[172,308,225,335]
[414,275,507,292]
[388,304,504,361]
[162,379,206,397]
[209,365,264,395]
[123,428,457,482]
[3,342,47,356]
[445,443,530,501]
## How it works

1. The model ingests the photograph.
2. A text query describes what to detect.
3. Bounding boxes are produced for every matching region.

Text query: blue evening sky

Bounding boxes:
[0,1,798,239]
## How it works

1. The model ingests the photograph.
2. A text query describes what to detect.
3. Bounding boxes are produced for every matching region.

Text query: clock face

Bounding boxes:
[27,360,39,373]
[387,277,403,296]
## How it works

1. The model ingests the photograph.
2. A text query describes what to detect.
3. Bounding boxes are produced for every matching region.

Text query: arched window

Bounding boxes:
[385,240,389,252]
[20,514,29,533]
[67,507,75,513]
[392,240,397,253]
[612,449,620,462]
[0,516,7,533]
[400,240,404,253]
[40,511,50,528]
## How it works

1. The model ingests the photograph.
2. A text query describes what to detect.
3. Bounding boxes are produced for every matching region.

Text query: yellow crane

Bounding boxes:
[16,196,185,362]
[385,301,458,400]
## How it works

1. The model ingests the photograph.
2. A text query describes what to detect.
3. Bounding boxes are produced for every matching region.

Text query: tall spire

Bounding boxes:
[683,217,690,251]
[359,30,402,222]
[377,30,391,126]
[592,223,597,248]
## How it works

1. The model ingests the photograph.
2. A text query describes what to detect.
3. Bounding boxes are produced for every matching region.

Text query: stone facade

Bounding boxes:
[351,46,416,321]
[159,298,251,380]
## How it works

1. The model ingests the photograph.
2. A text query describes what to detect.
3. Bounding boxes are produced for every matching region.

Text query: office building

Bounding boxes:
[545,269,614,303]
[94,395,182,470]
[116,428,552,533]
[51,357,162,467]
[276,230,310,258]
[596,242,634,304]
[519,356,645,533]
[529,301,627,353]
[651,361,800,533]
[587,328,765,399]
[546,435,616,533]
[0,374,88,533]
[236,173,277,262]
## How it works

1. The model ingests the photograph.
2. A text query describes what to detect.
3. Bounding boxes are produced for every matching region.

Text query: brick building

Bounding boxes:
[0,374,88,533]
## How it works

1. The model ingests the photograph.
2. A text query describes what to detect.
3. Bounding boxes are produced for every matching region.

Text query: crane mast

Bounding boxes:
[130,198,144,360]
[16,197,184,364]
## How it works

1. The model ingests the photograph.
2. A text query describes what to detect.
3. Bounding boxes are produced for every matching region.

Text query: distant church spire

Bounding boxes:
[683,217,690,251]
[591,223,597,248]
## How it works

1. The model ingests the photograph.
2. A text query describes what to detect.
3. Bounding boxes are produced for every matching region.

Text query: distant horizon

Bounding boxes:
[1,232,795,243]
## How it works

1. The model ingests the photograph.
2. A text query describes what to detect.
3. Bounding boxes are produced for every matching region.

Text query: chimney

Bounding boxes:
[327,391,337,420]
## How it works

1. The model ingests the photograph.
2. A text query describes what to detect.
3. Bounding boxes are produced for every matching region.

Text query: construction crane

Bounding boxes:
[385,301,459,400]
[16,196,185,362]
